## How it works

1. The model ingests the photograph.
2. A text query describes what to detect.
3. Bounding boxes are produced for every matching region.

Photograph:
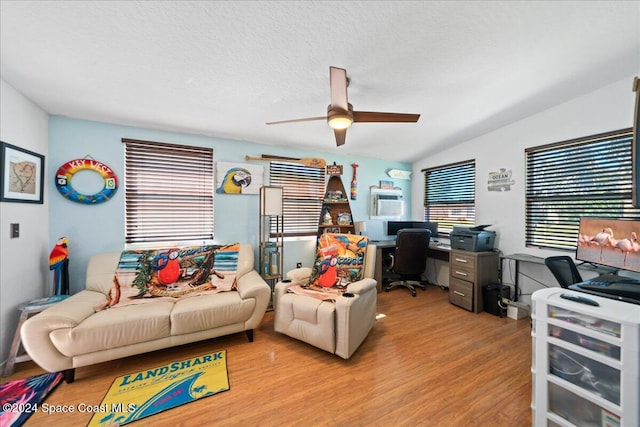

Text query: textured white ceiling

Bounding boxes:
[1,1,639,162]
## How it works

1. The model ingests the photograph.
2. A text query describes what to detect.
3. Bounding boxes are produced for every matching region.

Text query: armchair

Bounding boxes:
[273,244,377,359]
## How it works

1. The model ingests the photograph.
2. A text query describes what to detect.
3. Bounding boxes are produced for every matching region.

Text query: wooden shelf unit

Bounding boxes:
[317,175,355,238]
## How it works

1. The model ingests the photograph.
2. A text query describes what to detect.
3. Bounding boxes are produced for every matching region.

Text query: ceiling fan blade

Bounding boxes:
[352,111,420,123]
[266,116,327,125]
[334,128,347,146]
[329,66,349,111]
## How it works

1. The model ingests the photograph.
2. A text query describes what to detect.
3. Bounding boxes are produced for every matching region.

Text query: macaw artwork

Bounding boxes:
[217,167,251,194]
[49,237,70,295]
[215,162,263,195]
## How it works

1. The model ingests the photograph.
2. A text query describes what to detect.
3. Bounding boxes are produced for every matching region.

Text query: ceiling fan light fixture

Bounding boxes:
[327,105,354,129]
[328,115,353,129]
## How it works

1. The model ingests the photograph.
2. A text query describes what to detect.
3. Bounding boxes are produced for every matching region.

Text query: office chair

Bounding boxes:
[544,256,583,289]
[385,228,431,297]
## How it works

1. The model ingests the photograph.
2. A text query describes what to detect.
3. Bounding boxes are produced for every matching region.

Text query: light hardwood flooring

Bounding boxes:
[3,286,532,426]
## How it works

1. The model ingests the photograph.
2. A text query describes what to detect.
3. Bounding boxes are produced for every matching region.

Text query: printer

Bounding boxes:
[451,225,496,252]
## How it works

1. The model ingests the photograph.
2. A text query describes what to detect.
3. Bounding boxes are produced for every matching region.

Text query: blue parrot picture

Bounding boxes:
[216,167,252,194]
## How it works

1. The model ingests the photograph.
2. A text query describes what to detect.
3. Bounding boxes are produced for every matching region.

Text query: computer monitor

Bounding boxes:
[387,221,438,238]
[576,217,640,273]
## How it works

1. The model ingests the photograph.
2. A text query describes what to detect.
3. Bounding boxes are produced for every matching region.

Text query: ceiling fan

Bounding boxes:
[266,66,420,146]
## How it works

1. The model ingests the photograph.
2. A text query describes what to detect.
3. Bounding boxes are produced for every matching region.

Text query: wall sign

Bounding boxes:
[55,158,118,204]
[326,163,343,176]
[487,168,515,192]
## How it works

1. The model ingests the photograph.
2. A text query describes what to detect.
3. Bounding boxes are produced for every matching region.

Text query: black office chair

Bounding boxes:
[385,229,431,297]
[544,256,583,289]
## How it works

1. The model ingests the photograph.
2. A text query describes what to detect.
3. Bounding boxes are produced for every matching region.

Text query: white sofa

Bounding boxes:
[273,244,377,359]
[20,244,270,383]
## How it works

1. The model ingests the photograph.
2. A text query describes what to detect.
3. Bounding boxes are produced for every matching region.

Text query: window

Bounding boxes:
[123,138,214,245]
[526,129,639,250]
[423,160,476,235]
[269,161,325,237]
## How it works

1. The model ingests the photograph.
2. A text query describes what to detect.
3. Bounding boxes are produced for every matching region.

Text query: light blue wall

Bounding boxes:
[49,116,412,293]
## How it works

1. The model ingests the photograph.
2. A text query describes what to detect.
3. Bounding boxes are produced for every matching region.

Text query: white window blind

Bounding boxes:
[423,160,476,235]
[269,161,325,237]
[525,129,639,250]
[123,138,214,244]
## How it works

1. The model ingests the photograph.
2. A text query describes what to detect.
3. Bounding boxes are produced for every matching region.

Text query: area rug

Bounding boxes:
[88,350,229,426]
[0,371,64,427]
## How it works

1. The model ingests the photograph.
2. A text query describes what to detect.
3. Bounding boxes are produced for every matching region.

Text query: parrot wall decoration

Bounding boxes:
[216,167,252,194]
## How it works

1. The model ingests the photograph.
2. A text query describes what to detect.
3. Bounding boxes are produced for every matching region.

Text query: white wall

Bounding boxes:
[0,79,49,364]
[412,75,638,307]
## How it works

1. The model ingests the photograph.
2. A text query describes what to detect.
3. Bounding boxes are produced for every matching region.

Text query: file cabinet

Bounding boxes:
[448,249,499,313]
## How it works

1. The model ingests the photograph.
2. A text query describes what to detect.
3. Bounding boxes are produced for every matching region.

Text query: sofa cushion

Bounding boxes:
[275,292,336,353]
[49,302,174,357]
[170,291,255,335]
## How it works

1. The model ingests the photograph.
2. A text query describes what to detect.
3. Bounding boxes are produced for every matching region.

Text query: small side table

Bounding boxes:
[2,295,69,377]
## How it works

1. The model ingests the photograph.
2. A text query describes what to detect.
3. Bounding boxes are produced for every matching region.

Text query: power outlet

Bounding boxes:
[10,223,19,238]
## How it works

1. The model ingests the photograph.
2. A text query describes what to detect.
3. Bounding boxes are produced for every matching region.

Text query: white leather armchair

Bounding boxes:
[273,245,377,359]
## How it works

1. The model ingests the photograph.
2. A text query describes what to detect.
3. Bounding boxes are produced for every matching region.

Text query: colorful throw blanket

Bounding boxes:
[100,244,239,310]
[288,233,368,301]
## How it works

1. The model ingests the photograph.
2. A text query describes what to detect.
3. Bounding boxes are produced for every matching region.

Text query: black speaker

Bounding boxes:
[483,284,510,317]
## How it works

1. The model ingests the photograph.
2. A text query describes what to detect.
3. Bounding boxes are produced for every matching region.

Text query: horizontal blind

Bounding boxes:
[525,129,639,250]
[123,138,214,244]
[269,161,325,236]
[423,160,476,234]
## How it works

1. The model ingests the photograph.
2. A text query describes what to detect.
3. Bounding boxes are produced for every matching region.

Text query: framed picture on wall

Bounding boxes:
[215,161,264,195]
[0,141,45,204]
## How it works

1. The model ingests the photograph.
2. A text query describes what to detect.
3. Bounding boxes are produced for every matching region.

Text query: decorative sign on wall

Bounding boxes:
[487,168,515,192]
[216,162,263,194]
[387,169,411,180]
[55,157,118,204]
[326,163,343,176]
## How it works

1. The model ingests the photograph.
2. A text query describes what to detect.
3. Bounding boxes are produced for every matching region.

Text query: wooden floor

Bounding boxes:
[3,286,533,426]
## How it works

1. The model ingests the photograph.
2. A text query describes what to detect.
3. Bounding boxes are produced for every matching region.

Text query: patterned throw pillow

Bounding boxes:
[306,233,369,290]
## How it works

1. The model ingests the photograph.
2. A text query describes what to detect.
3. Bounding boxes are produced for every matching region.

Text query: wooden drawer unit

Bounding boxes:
[449,277,473,311]
[448,249,499,313]
[450,251,477,269]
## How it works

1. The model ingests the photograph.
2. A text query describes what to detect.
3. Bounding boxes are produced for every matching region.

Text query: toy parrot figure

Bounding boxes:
[49,237,69,295]
[216,168,252,194]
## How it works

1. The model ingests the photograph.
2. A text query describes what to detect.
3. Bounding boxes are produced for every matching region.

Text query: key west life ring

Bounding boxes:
[55,158,118,204]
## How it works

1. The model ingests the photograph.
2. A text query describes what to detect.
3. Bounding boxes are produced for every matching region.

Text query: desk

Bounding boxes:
[500,253,545,302]
[501,253,616,302]
[372,240,451,292]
